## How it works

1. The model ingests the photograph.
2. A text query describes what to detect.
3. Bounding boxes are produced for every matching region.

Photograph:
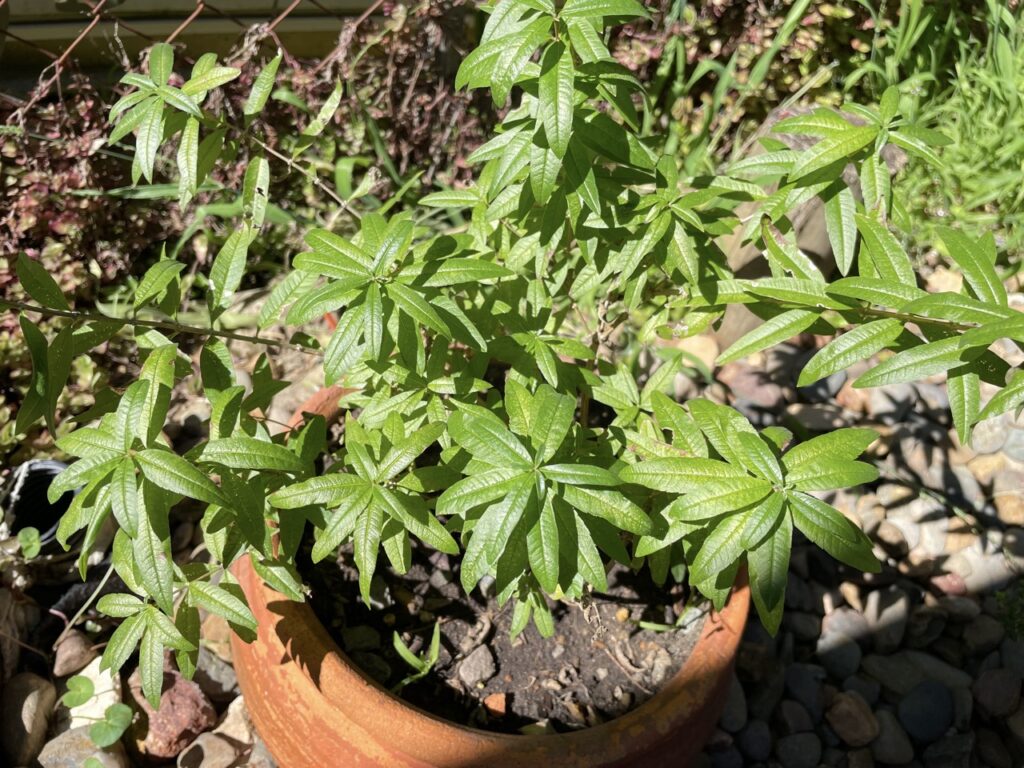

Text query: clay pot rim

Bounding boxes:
[232,384,751,763]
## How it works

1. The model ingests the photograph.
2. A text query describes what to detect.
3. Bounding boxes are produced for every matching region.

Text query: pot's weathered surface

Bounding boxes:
[230,385,750,767]
[231,556,748,768]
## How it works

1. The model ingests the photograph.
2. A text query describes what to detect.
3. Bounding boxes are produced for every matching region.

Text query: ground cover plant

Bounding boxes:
[4,0,1023,722]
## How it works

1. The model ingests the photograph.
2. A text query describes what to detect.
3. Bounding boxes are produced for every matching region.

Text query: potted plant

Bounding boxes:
[6,0,1021,765]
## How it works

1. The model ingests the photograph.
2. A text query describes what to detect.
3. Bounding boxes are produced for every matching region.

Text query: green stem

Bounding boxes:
[0,299,317,355]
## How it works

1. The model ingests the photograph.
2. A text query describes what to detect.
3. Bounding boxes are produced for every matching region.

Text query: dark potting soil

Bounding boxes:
[298,541,707,734]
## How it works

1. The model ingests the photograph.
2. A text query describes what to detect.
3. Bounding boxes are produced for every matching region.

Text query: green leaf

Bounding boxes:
[620,457,745,493]
[353,504,385,605]
[407,258,512,287]
[136,449,225,506]
[675,477,772,521]
[269,472,367,508]
[827,277,924,307]
[387,281,451,337]
[244,53,282,116]
[527,495,561,593]
[797,319,903,387]
[736,432,783,485]
[538,42,574,158]
[854,337,967,388]
[110,459,140,537]
[977,370,1024,422]
[138,626,164,708]
[789,125,877,181]
[936,227,1006,306]
[322,304,367,385]
[761,220,824,282]
[61,675,95,708]
[135,99,164,183]
[375,488,458,555]
[242,156,270,229]
[947,367,980,445]
[17,527,41,559]
[312,481,374,562]
[209,226,252,311]
[561,485,651,534]
[134,508,174,614]
[692,510,748,577]
[823,185,857,275]
[97,593,145,618]
[188,581,257,632]
[854,214,915,286]
[16,253,69,310]
[530,384,575,462]
[787,460,878,491]
[90,703,134,749]
[148,43,174,86]
[541,463,619,486]
[201,436,306,474]
[782,428,876,475]
[740,493,786,549]
[561,0,648,19]
[449,408,533,469]
[437,468,531,517]
[748,508,791,635]
[156,85,202,118]
[181,66,241,98]
[304,229,373,275]
[718,309,819,364]
[788,492,879,573]
[135,258,186,309]
[101,611,147,675]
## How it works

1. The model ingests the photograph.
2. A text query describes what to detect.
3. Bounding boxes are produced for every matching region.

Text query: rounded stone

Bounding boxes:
[775,733,822,768]
[898,680,954,744]
[972,667,1022,718]
[736,719,771,762]
[0,672,57,766]
[825,691,878,747]
[872,709,914,765]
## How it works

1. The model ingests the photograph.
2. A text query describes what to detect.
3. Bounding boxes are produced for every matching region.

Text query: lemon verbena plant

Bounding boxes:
[6,0,1023,709]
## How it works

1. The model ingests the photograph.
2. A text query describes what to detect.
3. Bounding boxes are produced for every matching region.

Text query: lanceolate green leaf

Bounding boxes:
[854,214,915,286]
[797,319,903,387]
[188,581,257,632]
[823,185,857,275]
[718,309,819,365]
[561,485,651,534]
[789,125,877,181]
[748,510,792,635]
[538,42,574,158]
[854,336,969,388]
[136,449,225,506]
[16,253,69,310]
[937,227,1006,306]
[201,436,306,474]
[787,492,878,573]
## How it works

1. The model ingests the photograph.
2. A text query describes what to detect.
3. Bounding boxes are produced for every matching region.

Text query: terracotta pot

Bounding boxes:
[230,386,751,768]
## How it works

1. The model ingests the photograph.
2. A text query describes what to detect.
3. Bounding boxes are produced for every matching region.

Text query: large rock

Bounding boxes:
[1,671,57,765]
[897,680,953,744]
[128,663,217,760]
[38,726,129,768]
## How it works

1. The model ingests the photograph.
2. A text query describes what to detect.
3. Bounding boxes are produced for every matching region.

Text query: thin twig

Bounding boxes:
[52,562,114,649]
[1,299,317,356]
